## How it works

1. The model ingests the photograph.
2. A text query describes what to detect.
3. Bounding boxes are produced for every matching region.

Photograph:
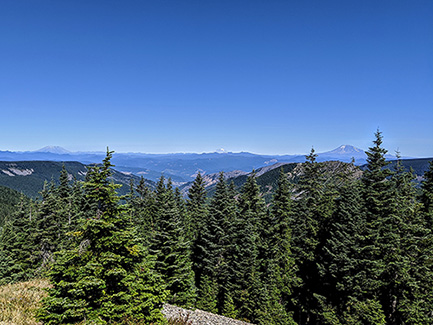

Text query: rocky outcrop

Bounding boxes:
[162,304,254,325]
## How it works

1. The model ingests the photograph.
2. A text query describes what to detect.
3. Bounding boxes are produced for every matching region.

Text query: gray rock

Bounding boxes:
[162,304,255,325]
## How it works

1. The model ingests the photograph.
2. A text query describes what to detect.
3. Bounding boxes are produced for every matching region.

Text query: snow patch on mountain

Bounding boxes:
[1,170,15,176]
[2,168,34,176]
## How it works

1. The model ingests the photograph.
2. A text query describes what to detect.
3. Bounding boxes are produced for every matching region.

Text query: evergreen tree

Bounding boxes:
[0,199,37,284]
[0,186,24,228]
[229,172,266,322]
[360,131,396,322]
[37,150,168,324]
[186,172,208,241]
[34,181,64,273]
[384,154,433,324]
[151,176,197,308]
[359,132,433,324]
[129,176,156,246]
[193,173,236,314]
[174,186,188,227]
[420,160,433,226]
[267,168,298,323]
[58,164,71,201]
[289,148,336,324]
[319,179,385,324]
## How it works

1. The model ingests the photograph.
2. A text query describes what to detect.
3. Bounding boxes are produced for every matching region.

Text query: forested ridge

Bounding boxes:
[0,160,149,199]
[0,131,432,324]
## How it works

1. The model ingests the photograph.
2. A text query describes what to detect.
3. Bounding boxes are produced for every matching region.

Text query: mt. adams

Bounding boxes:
[317,145,367,162]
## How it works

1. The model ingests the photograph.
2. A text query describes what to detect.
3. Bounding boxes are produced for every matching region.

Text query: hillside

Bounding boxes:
[371,157,432,177]
[188,161,359,202]
[192,157,433,202]
[0,161,152,198]
[0,185,28,227]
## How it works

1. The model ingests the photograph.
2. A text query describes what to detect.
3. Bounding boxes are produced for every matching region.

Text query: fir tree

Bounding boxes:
[186,172,208,241]
[420,160,433,226]
[0,199,37,284]
[229,172,267,322]
[360,131,396,321]
[384,154,433,323]
[34,181,64,273]
[359,132,433,324]
[267,168,298,323]
[151,177,197,308]
[37,150,168,324]
[318,180,384,324]
[129,176,156,246]
[289,148,336,324]
[193,173,235,314]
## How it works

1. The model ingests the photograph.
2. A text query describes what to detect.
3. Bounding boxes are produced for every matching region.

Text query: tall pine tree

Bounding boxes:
[150,176,197,308]
[37,150,168,324]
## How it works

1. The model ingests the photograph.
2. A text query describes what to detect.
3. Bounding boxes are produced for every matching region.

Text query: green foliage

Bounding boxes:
[0,186,25,227]
[421,160,433,224]
[151,176,197,308]
[1,134,433,325]
[0,200,37,285]
[37,150,168,324]
[129,176,156,246]
[186,172,208,241]
[192,172,236,315]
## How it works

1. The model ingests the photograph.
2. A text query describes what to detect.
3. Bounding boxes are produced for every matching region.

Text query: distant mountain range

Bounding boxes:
[0,145,430,199]
[0,145,421,184]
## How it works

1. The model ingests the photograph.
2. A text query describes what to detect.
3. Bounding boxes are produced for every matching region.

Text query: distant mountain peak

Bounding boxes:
[216,148,227,154]
[327,145,364,154]
[35,146,71,154]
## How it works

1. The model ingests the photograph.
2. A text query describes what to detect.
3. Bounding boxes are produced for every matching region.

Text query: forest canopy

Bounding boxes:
[1,133,432,324]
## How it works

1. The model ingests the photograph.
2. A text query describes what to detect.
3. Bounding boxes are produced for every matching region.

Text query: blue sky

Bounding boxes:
[1,0,432,156]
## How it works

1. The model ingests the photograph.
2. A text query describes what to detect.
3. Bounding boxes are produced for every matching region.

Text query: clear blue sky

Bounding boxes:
[1,0,432,156]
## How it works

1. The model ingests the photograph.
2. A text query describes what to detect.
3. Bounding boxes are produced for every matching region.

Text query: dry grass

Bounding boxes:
[0,278,51,325]
[0,279,193,325]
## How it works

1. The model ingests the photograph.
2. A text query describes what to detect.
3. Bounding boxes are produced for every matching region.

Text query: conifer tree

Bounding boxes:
[34,181,64,273]
[38,150,168,324]
[267,168,298,323]
[291,148,325,261]
[151,176,197,308]
[359,132,433,324]
[174,186,188,226]
[384,154,433,323]
[229,172,267,322]
[289,148,336,323]
[0,199,37,284]
[421,160,433,226]
[193,173,235,314]
[129,176,156,246]
[360,131,396,321]
[318,179,385,324]
[58,164,71,201]
[186,172,208,241]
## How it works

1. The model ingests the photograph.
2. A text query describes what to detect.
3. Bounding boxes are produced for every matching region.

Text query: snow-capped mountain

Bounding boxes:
[34,146,71,154]
[325,145,364,155]
[317,145,367,164]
